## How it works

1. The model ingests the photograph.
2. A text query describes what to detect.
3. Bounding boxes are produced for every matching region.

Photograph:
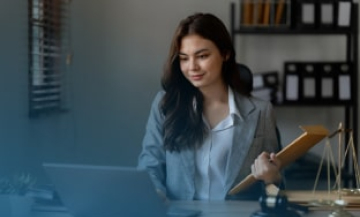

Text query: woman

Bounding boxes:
[138,13,281,200]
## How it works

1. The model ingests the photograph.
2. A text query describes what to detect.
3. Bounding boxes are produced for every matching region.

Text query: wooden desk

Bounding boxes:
[172,201,360,217]
[32,200,360,217]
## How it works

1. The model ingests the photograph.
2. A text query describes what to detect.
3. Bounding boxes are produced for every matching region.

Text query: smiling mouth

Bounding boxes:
[190,74,204,80]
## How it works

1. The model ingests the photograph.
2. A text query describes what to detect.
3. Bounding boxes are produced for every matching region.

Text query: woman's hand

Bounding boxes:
[251,152,282,184]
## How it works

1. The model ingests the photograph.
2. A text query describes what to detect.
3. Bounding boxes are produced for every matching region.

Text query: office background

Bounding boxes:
[0,0,359,184]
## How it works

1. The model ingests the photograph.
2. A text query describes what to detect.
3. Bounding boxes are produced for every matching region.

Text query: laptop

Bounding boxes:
[43,163,201,217]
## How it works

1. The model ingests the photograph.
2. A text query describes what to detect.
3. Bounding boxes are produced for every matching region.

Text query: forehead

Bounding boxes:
[179,34,218,54]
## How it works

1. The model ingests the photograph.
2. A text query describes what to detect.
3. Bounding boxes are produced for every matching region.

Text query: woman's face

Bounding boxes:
[179,34,226,91]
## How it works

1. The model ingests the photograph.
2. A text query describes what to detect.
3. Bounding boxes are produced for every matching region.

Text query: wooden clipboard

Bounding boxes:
[228,125,329,195]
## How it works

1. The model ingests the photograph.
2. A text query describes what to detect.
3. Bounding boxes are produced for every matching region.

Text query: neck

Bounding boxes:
[200,83,228,105]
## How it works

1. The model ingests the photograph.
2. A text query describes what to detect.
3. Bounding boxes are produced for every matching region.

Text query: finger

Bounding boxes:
[254,158,262,173]
[259,152,270,159]
[251,164,257,176]
[252,164,262,179]
[270,153,279,161]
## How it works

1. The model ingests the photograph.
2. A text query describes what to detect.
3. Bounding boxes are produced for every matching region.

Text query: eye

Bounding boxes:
[179,55,188,62]
[198,54,209,59]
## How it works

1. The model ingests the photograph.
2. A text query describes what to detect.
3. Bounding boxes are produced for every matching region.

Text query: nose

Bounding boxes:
[189,58,199,71]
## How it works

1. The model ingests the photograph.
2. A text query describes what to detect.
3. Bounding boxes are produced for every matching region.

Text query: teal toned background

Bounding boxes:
[0,0,358,184]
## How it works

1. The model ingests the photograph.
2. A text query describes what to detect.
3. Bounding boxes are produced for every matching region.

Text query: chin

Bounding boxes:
[190,83,205,89]
[189,79,206,86]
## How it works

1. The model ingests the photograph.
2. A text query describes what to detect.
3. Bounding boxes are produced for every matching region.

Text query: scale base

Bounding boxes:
[329,208,354,217]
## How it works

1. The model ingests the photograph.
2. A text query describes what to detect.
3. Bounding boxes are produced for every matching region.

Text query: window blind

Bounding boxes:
[28,0,70,117]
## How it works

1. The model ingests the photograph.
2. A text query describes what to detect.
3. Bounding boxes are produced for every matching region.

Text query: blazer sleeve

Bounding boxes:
[227,100,281,201]
[264,102,286,190]
[137,91,167,194]
[263,102,280,153]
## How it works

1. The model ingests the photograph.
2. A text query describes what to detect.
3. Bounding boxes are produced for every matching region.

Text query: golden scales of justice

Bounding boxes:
[228,123,360,217]
[300,123,360,217]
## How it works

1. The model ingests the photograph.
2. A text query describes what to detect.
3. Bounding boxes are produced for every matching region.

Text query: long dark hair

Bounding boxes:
[161,13,248,152]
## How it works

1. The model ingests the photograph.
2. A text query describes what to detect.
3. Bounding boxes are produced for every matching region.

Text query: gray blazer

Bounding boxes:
[138,91,279,200]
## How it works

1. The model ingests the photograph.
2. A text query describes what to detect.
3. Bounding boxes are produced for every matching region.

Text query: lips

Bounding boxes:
[190,74,204,81]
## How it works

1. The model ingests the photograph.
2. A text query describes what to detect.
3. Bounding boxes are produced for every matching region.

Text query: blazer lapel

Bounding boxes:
[224,94,260,191]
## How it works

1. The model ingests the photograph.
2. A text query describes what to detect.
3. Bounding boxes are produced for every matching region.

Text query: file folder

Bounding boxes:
[229,125,329,195]
[255,0,264,25]
[275,0,289,25]
[283,63,300,103]
[242,0,254,25]
[262,0,271,25]
[301,63,318,102]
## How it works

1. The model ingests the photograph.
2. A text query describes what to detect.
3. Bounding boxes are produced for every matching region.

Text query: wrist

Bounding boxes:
[264,172,282,185]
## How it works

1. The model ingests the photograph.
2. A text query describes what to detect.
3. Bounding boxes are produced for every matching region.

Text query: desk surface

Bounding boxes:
[173,201,360,217]
[33,200,360,217]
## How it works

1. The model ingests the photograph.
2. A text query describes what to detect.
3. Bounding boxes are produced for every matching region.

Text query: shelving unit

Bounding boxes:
[229,2,358,187]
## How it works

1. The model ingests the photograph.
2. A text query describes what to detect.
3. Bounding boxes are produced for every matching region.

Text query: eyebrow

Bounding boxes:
[178,48,209,56]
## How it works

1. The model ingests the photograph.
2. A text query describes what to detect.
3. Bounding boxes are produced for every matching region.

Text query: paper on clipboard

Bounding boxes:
[228,125,329,195]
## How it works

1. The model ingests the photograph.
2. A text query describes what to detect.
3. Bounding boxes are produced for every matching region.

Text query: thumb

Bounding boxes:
[270,153,281,168]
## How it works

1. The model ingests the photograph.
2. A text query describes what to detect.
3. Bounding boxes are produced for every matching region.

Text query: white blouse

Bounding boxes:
[194,87,241,200]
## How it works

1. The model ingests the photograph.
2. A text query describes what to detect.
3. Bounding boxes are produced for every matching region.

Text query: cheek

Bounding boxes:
[207,61,223,75]
[180,63,187,75]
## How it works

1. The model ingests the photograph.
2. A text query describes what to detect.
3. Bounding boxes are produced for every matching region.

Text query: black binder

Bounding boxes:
[296,0,319,29]
[319,0,336,29]
[253,71,279,103]
[319,63,337,102]
[336,0,352,29]
[337,62,352,102]
[253,71,279,89]
[283,61,353,104]
[300,63,319,102]
[283,63,300,103]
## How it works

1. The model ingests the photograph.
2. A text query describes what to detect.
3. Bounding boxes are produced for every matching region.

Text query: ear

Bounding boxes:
[223,52,230,61]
